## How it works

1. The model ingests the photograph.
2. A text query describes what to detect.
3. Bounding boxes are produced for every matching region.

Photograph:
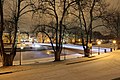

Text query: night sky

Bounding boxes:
[107,0,120,11]
[19,0,120,32]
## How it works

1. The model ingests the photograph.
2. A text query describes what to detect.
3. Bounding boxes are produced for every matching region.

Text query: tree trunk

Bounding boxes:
[2,54,13,66]
[84,48,90,57]
[54,51,61,61]
[9,32,12,44]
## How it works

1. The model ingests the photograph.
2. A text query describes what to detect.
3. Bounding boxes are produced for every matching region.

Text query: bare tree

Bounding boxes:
[102,11,120,49]
[73,0,106,57]
[0,0,34,66]
[31,0,76,61]
[3,20,14,43]
[0,0,5,65]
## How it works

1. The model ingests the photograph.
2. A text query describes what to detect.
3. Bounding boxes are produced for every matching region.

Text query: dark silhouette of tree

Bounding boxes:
[3,20,14,44]
[0,0,34,66]
[102,11,120,49]
[93,31,103,39]
[0,0,4,65]
[73,0,106,57]
[31,0,76,61]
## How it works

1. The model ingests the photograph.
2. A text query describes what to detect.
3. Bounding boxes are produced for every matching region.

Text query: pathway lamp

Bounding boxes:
[63,44,66,60]
[97,41,101,55]
[20,46,24,65]
[88,42,92,55]
[113,40,116,50]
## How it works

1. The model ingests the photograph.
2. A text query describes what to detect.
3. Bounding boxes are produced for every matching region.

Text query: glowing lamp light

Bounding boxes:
[21,39,24,42]
[113,40,116,50]
[72,39,75,43]
[47,51,50,54]
[97,41,101,55]
[21,47,24,49]
[113,40,116,44]
[97,41,101,45]
[46,39,50,42]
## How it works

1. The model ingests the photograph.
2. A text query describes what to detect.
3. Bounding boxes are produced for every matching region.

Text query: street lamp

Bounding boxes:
[97,41,101,55]
[20,46,24,65]
[113,40,116,50]
[88,42,92,55]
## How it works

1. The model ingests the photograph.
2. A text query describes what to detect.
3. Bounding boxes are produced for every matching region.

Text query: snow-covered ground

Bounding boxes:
[1,51,120,80]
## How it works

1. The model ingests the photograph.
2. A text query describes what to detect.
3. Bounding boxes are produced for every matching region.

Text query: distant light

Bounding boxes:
[21,39,24,42]
[47,51,50,54]
[46,51,53,54]
[46,39,50,42]
[21,47,24,49]
[97,41,101,45]
[78,39,81,41]
[113,40,116,44]
[72,39,75,43]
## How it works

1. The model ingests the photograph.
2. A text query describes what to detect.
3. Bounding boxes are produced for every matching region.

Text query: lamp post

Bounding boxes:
[88,42,92,56]
[64,47,66,60]
[20,46,24,65]
[97,41,101,55]
[113,40,116,50]
[63,43,66,60]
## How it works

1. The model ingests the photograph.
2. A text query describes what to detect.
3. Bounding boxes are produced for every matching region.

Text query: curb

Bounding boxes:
[66,53,110,65]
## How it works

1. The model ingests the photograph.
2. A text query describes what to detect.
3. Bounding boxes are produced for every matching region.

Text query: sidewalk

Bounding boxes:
[0,51,111,75]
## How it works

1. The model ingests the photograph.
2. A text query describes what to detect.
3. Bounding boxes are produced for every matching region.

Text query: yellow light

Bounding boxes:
[47,51,53,54]
[97,41,101,45]
[113,40,116,44]
[47,51,50,54]
[72,39,75,43]
[21,47,24,49]
[47,38,50,42]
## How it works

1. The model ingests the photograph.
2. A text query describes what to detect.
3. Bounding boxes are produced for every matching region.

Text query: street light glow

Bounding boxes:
[113,40,116,50]
[97,41,101,45]
[97,41,101,55]
[113,40,116,44]
[21,46,24,49]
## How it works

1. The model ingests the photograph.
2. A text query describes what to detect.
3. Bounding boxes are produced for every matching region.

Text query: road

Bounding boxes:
[0,50,120,80]
[13,49,82,61]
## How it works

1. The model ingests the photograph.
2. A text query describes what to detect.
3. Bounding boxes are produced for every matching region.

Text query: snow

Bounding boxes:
[0,51,120,80]
[0,42,120,80]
